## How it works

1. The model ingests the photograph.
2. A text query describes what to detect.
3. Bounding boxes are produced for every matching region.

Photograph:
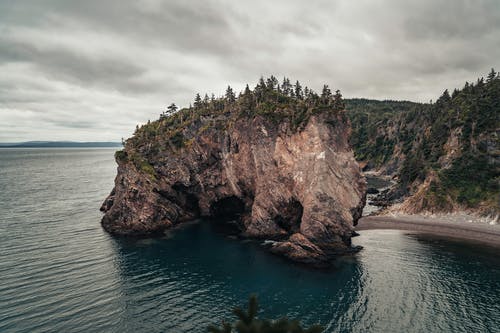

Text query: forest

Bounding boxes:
[347,69,499,212]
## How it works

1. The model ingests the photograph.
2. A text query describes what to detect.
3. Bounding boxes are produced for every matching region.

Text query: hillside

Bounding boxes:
[347,70,500,216]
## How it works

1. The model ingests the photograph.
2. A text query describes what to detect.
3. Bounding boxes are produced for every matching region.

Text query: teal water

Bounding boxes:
[0,148,499,333]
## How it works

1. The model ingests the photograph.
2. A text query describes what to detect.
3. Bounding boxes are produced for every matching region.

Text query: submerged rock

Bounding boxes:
[101,107,366,265]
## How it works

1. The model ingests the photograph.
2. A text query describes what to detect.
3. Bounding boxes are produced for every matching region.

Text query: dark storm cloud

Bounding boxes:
[0,0,499,141]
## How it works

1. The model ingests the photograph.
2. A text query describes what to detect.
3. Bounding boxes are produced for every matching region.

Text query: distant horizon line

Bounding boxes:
[0,141,123,148]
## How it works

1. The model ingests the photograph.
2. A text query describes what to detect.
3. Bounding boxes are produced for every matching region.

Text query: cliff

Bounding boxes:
[347,69,499,217]
[101,78,366,266]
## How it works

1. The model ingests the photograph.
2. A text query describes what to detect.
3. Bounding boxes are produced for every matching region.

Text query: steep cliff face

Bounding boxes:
[347,71,500,216]
[101,108,365,265]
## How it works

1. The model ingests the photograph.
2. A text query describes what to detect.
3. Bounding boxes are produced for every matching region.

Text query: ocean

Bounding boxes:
[1,148,499,333]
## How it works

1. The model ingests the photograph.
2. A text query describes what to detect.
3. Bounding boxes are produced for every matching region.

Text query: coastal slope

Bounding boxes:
[348,70,499,218]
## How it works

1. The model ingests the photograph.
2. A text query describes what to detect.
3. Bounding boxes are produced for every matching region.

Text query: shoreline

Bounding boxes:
[357,215,500,247]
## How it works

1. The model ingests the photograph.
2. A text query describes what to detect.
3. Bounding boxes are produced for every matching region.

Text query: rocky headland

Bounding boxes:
[101,78,366,266]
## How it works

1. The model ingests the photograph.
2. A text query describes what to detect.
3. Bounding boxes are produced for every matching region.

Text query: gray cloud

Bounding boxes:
[0,0,499,142]
[0,36,148,92]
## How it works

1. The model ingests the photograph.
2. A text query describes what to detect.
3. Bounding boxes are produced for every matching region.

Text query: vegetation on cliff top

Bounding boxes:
[348,69,500,212]
[125,76,346,153]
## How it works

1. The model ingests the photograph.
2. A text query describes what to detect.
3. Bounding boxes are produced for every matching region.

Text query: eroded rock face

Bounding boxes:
[101,111,366,265]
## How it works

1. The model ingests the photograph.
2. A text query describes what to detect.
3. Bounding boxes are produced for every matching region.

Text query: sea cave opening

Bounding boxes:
[274,199,303,234]
[209,196,246,234]
[210,196,245,221]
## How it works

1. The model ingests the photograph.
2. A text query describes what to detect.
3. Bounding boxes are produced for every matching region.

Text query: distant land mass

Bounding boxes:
[0,141,122,148]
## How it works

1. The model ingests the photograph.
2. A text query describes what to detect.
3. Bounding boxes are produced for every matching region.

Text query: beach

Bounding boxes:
[357,215,500,247]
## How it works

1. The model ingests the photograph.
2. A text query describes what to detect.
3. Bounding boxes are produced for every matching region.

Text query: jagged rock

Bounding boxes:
[270,233,328,266]
[101,110,366,265]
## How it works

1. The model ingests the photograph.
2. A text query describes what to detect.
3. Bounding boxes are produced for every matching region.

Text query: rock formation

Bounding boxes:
[101,83,366,266]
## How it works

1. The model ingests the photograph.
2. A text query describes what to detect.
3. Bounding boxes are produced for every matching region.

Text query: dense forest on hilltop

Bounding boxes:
[126,76,346,153]
[347,99,423,167]
[347,69,499,214]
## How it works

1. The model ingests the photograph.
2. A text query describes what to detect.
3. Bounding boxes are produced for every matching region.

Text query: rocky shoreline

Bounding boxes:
[101,105,366,266]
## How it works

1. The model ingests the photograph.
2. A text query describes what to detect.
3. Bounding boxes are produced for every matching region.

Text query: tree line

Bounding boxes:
[159,76,345,122]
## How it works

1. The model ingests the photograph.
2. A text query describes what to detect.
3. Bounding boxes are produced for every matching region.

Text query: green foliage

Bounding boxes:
[114,150,128,162]
[440,151,499,207]
[347,99,420,164]
[127,76,346,153]
[170,131,185,148]
[129,153,156,179]
[348,70,500,210]
[208,295,323,333]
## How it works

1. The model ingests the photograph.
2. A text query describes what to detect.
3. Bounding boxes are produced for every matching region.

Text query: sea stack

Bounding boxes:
[101,81,366,265]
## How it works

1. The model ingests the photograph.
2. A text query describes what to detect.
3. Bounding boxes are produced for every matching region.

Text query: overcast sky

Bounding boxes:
[0,0,499,142]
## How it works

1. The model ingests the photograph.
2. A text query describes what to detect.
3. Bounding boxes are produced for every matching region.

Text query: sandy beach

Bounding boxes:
[357,215,500,247]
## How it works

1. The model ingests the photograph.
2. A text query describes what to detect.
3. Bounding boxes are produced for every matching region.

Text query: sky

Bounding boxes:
[0,0,499,142]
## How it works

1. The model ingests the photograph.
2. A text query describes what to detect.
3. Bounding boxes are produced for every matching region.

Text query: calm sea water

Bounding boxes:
[1,148,499,333]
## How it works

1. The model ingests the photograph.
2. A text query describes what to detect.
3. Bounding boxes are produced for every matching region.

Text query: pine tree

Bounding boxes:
[487,68,497,82]
[194,93,202,108]
[166,102,177,115]
[294,80,303,100]
[282,77,292,96]
[244,84,252,96]
[333,89,344,110]
[208,295,323,333]
[240,84,255,111]
[437,89,451,105]
[321,84,332,104]
[266,75,278,90]
[226,86,236,103]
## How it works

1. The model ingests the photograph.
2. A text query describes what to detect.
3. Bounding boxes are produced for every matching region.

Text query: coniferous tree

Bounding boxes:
[437,89,451,105]
[294,80,303,100]
[333,89,344,110]
[226,86,236,103]
[321,84,332,104]
[282,77,292,96]
[194,93,202,109]
[265,75,278,91]
[240,84,255,112]
[167,102,177,115]
[208,295,323,333]
[487,68,497,82]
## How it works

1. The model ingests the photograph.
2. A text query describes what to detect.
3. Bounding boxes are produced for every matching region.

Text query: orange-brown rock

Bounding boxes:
[101,109,366,265]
